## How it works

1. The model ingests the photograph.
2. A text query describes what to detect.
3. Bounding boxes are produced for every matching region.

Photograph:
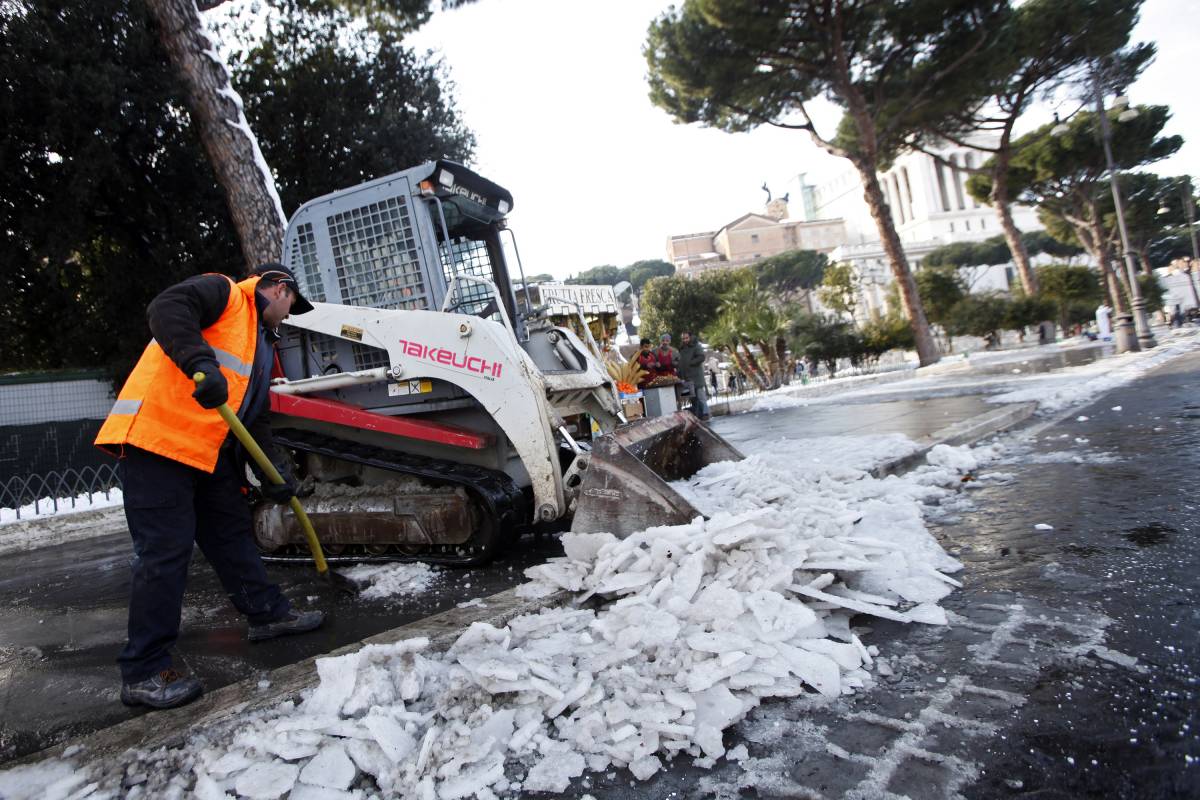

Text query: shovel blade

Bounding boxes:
[570,411,743,537]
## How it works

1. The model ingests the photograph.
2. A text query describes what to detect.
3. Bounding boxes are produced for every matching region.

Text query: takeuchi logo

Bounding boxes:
[397,338,503,379]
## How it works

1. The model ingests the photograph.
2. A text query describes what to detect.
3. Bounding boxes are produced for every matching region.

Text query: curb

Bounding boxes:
[13,402,1037,769]
[14,586,569,768]
[869,401,1039,478]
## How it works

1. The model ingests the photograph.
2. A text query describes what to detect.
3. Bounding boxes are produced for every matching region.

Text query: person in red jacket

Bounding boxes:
[95,264,324,710]
[655,333,679,378]
[635,338,658,388]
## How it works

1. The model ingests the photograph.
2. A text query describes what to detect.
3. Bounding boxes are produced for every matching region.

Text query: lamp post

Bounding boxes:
[1092,67,1156,350]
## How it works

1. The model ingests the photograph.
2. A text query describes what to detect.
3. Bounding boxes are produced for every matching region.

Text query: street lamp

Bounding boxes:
[1091,66,1156,350]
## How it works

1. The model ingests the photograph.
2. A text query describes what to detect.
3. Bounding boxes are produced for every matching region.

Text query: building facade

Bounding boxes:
[799,140,1044,319]
[663,138,1047,320]
[667,199,845,277]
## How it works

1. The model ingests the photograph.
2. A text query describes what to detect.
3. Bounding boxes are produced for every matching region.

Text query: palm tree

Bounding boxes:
[705,313,770,391]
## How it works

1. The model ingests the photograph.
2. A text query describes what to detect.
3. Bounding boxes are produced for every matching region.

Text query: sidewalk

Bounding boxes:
[2,334,1197,798]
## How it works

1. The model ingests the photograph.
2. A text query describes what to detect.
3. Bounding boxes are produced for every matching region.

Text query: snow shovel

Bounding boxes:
[193,374,360,595]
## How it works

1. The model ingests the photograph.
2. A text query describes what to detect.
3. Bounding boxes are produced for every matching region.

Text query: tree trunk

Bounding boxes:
[1086,215,1129,315]
[857,165,940,366]
[991,167,1037,295]
[1137,246,1154,277]
[145,0,286,272]
[738,342,769,390]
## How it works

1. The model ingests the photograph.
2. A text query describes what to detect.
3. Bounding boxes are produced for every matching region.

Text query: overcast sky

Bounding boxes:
[405,0,1197,281]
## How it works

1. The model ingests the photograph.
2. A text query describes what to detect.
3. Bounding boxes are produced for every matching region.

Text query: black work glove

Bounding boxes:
[191,362,228,409]
[260,477,296,505]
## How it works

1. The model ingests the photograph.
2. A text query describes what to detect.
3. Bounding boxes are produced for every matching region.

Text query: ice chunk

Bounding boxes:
[775,641,841,696]
[234,762,299,799]
[363,714,416,764]
[798,638,862,671]
[263,733,320,762]
[789,582,909,622]
[1034,523,1054,531]
[691,684,744,738]
[302,652,361,716]
[594,570,657,595]
[470,709,515,755]
[208,750,254,778]
[524,562,586,592]
[289,784,363,800]
[523,751,585,793]
[686,631,754,654]
[561,532,617,563]
[629,755,663,780]
[193,771,231,800]
[439,751,505,799]
[299,744,356,791]
[745,590,817,641]
[906,603,948,625]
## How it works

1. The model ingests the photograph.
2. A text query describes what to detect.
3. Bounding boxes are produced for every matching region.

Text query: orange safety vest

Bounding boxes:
[95,275,263,473]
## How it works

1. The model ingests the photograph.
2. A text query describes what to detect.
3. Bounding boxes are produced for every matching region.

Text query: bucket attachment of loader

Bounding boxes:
[570,411,744,537]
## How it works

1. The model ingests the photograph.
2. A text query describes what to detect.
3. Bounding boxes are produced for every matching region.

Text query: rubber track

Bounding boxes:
[266,428,527,566]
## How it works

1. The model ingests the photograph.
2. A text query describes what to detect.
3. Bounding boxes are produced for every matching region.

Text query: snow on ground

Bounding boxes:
[782,329,1200,413]
[987,333,1200,412]
[342,563,441,602]
[750,393,809,412]
[0,434,987,800]
[0,489,123,527]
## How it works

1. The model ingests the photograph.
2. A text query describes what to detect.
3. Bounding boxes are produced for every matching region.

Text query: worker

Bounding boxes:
[95,264,324,711]
[677,331,710,421]
[635,338,658,388]
[655,333,679,378]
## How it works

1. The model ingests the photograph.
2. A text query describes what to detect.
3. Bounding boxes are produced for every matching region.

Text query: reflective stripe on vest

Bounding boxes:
[213,346,254,377]
[94,275,263,473]
[108,399,142,415]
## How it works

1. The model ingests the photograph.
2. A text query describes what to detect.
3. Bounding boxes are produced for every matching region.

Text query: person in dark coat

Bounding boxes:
[677,331,710,420]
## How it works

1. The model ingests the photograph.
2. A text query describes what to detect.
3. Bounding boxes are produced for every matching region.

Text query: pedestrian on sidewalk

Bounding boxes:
[95,264,326,711]
[678,331,711,420]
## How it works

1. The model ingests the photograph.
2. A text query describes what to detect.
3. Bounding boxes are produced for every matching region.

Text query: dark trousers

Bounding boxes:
[117,445,290,682]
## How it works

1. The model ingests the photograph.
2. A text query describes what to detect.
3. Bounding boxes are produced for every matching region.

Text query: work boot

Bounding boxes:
[120,669,203,710]
[248,609,325,642]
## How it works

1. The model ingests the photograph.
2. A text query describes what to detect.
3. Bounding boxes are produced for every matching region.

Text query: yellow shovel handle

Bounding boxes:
[193,373,329,575]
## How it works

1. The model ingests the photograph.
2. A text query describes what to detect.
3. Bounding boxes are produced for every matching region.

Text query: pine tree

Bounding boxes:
[645,0,1011,366]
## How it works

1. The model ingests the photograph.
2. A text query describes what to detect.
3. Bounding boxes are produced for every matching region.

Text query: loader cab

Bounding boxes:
[280,159,521,335]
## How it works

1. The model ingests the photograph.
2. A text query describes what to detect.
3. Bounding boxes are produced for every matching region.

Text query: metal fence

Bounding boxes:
[1,463,121,520]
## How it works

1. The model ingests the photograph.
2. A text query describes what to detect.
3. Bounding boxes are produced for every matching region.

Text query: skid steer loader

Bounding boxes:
[260,159,742,564]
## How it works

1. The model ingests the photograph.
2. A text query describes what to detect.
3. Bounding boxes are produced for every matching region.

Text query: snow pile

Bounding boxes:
[343,563,440,602]
[0,488,123,526]
[989,336,1200,412]
[0,441,976,799]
